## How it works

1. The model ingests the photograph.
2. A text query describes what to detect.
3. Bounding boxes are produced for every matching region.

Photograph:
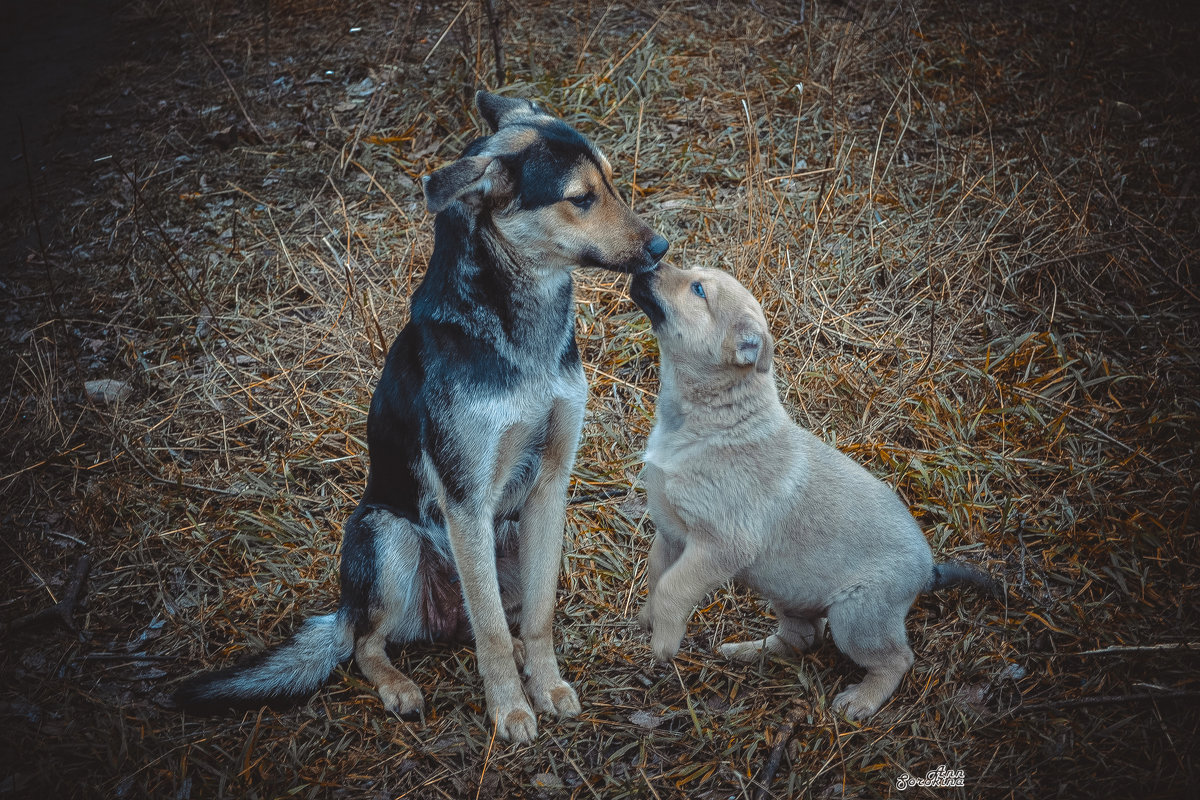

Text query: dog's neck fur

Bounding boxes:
[412,206,575,364]
[654,354,788,445]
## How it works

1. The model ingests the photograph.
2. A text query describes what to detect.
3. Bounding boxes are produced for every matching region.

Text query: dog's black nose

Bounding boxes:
[645,235,669,263]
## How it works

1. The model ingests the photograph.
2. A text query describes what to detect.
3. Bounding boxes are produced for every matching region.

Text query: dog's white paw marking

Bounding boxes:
[831,683,882,721]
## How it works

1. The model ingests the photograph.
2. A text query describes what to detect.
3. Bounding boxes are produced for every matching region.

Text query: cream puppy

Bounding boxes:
[629,262,994,719]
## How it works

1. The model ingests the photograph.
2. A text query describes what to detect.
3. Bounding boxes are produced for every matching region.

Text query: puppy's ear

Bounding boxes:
[476,91,541,132]
[730,327,774,374]
[422,156,510,213]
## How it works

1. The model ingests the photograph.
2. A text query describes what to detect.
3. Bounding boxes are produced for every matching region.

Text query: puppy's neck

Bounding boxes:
[658,357,786,435]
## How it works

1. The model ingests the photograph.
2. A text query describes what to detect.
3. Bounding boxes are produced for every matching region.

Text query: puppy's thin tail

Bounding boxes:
[173,611,354,712]
[928,562,1001,599]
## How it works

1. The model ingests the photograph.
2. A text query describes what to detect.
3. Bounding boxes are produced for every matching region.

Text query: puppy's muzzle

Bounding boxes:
[630,264,668,329]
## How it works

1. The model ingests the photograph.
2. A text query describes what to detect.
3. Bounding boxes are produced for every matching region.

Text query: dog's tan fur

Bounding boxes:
[632,263,983,720]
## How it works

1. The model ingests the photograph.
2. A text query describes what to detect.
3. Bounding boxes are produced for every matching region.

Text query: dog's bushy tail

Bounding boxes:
[173,612,353,712]
[928,562,1001,598]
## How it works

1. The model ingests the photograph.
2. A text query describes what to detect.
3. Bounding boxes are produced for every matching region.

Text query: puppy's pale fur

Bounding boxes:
[630,263,992,719]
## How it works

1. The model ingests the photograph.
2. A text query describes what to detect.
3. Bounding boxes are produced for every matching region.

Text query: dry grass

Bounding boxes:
[1,0,1197,797]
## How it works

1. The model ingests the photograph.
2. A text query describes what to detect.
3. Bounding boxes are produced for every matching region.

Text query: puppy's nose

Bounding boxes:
[645,234,669,263]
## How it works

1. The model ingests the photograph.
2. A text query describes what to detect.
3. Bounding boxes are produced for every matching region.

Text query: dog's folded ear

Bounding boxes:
[730,326,774,374]
[422,156,508,214]
[476,91,541,132]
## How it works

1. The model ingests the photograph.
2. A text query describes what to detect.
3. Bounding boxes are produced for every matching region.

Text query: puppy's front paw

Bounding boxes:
[650,625,684,661]
[637,602,654,633]
[831,683,883,721]
[526,676,581,718]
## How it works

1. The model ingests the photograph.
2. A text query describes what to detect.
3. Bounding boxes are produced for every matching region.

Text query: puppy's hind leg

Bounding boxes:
[719,612,822,663]
[826,591,915,720]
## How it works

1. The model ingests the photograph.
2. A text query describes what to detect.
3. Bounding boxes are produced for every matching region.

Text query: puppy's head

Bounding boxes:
[630,263,774,375]
[420,91,669,274]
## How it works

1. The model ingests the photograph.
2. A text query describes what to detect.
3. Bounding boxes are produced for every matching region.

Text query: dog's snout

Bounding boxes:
[645,234,669,264]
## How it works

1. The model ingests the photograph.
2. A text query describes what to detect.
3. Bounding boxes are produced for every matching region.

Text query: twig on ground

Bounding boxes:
[754,702,809,800]
[1,554,92,636]
[1015,690,1200,713]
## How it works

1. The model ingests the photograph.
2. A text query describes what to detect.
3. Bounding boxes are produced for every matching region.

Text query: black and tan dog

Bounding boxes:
[174,92,668,742]
[629,263,993,720]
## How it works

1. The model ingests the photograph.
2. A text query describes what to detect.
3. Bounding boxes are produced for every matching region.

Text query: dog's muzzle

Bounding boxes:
[644,234,669,267]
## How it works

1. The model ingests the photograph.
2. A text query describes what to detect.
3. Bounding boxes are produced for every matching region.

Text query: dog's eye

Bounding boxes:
[691,281,706,299]
[567,191,596,210]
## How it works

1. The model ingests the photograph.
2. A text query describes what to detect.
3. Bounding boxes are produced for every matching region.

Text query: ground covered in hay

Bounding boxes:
[2,1,1197,797]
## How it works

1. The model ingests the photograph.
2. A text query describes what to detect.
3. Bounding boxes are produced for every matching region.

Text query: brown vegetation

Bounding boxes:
[1,1,1196,797]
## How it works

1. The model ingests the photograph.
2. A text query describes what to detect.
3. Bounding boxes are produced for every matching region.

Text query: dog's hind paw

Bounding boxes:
[379,679,425,721]
[511,637,526,670]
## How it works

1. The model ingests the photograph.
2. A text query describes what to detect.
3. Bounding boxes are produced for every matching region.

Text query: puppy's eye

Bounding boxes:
[690,281,706,299]
[567,191,596,210]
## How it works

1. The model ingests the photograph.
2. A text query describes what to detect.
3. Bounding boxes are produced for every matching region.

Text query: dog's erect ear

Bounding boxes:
[422,155,508,213]
[730,327,774,374]
[476,91,541,132]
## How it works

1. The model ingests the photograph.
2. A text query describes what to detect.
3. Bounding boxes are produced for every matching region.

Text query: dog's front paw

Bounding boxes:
[526,676,581,719]
[490,694,539,742]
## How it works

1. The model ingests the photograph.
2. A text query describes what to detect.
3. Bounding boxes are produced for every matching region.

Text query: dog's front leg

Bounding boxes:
[443,504,536,742]
[643,540,739,661]
[516,396,584,721]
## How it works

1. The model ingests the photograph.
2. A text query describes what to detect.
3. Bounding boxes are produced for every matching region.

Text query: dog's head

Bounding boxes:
[630,263,774,375]
[421,91,669,274]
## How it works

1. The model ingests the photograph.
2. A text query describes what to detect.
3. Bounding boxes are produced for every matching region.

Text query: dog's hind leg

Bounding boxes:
[719,612,822,663]
[356,618,424,718]
[645,533,683,597]
[516,397,585,721]
[344,508,430,719]
[826,590,915,720]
